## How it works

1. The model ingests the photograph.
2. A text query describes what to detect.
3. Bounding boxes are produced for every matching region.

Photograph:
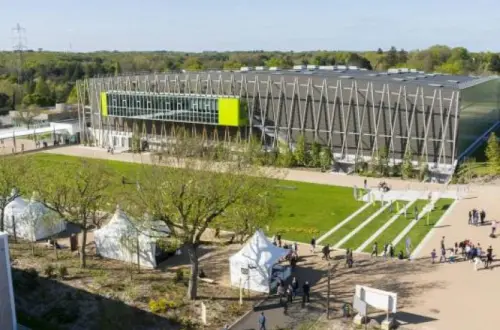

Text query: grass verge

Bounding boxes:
[395,198,455,254]
[321,202,381,247]
[340,200,408,250]
[362,199,430,253]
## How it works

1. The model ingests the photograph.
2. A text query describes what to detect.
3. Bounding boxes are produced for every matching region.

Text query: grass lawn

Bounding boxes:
[321,202,381,247]
[394,198,455,255]
[26,154,362,243]
[268,182,364,242]
[340,200,408,251]
[362,199,430,253]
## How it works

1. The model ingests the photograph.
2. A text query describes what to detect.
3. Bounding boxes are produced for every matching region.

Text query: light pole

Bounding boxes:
[326,261,331,319]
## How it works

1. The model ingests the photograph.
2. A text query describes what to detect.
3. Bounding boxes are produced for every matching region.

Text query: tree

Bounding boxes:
[277,142,296,168]
[114,62,122,76]
[294,134,308,166]
[127,135,280,300]
[485,132,500,174]
[0,92,9,109]
[384,46,399,68]
[183,57,204,71]
[319,146,333,172]
[66,85,78,104]
[310,141,321,167]
[488,54,500,72]
[0,157,30,232]
[401,149,414,179]
[376,48,384,54]
[36,159,112,268]
[399,49,408,64]
[14,105,42,129]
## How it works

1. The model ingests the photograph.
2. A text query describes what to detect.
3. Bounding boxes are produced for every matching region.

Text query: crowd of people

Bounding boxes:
[432,236,494,271]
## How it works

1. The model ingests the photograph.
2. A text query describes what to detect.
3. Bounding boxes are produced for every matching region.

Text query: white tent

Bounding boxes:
[94,206,170,269]
[3,192,66,242]
[229,230,290,293]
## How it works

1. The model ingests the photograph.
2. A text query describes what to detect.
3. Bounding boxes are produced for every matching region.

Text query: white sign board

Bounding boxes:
[353,294,367,316]
[355,285,397,313]
[0,232,17,330]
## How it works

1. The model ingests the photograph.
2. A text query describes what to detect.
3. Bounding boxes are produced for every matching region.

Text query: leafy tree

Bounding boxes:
[114,61,122,76]
[294,134,308,166]
[319,146,333,172]
[401,149,414,179]
[0,92,9,109]
[398,49,408,64]
[183,57,204,71]
[127,135,279,300]
[384,46,399,68]
[277,142,296,167]
[377,48,384,54]
[223,60,242,70]
[14,105,42,129]
[36,159,112,268]
[0,157,30,232]
[310,141,321,167]
[485,132,500,174]
[66,85,78,104]
[489,54,500,72]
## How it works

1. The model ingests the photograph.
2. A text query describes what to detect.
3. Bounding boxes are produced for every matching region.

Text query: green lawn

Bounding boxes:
[268,182,364,242]
[340,200,408,250]
[362,199,430,252]
[321,201,381,246]
[394,198,455,255]
[26,154,362,243]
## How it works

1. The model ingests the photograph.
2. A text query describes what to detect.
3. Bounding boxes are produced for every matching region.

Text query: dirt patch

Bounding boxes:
[9,237,261,330]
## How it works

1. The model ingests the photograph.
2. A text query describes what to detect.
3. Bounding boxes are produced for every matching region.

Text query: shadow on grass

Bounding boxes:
[12,268,180,330]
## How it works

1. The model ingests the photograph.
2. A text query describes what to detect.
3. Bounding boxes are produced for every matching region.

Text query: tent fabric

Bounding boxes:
[3,196,66,242]
[229,230,289,293]
[94,206,169,269]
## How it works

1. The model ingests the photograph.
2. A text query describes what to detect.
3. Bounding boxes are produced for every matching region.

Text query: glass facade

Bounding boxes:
[105,92,221,125]
[457,78,500,157]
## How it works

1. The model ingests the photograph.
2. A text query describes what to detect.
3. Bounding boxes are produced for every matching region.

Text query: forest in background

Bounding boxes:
[1,45,500,114]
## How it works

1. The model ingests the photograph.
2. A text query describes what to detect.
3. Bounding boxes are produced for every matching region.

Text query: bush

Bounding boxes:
[148,298,178,314]
[227,302,244,316]
[43,264,55,278]
[58,265,69,279]
[175,268,184,282]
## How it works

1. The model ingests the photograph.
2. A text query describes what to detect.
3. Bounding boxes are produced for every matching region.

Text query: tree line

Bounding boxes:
[2,45,500,113]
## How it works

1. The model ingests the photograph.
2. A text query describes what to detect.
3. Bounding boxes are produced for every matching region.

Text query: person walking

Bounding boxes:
[468,210,472,225]
[431,249,437,264]
[364,179,368,190]
[371,242,378,257]
[439,246,446,263]
[480,209,486,225]
[440,236,445,250]
[310,237,316,253]
[258,312,266,330]
[287,284,293,303]
[302,281,310,304]
[291,277,299,298]
[277,282,285,305]
[383,243,388,259]
[491,221,497,238]
[486,245,493,269]
[389,243,394,258]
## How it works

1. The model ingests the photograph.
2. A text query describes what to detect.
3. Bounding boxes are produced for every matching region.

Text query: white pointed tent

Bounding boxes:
[3,191,66,242]
[229,230,290,293]
[94,205,170,269]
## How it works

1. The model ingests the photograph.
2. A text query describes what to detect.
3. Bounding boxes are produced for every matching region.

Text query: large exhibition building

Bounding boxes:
[76,66,500,178]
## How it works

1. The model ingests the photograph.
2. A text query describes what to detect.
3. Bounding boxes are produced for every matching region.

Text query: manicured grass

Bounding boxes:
[321,202,381,246]
[362,199,430,252]
[340,200,408,250]
[394,198,455,255]
[27,154,363,243]
[268,182,364,242]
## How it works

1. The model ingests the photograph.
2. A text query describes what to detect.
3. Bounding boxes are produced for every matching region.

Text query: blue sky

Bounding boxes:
[0,0,499,52]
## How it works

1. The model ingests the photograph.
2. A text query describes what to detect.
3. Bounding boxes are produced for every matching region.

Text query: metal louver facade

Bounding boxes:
[77,71,499,172]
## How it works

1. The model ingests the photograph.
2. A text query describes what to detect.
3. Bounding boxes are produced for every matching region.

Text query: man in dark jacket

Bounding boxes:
[302,281,311,304]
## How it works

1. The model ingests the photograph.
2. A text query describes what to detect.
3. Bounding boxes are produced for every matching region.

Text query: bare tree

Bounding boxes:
[36,159,113,268]
[127,135,281,300]
[14,105,42,129]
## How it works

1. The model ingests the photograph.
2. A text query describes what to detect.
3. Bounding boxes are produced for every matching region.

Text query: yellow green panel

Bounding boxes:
[100,92,108,117]
[218,98,240,126]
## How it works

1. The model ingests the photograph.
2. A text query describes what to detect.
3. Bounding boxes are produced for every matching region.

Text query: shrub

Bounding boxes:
[175,268,184,282]
[43,264,55,278]
[58,265,69,279]
[227,302,244,316]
